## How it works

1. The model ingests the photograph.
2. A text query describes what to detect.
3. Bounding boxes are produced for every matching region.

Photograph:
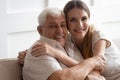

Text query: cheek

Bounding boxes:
[67,23,73,31]
[68,28,73,34]
[85,21,89,25]
[84,22,89,28]
[43,29,53,37]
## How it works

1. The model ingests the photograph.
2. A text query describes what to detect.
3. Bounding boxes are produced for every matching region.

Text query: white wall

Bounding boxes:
[0,0,46,58]
[92,0,120,39]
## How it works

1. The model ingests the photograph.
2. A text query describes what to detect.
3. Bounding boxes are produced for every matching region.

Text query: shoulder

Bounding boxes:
[23,55,62,80]
[91,25,111,48]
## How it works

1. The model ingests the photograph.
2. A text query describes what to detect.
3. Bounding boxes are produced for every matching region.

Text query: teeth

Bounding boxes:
[55,36,63,39]
[75,29,82,32]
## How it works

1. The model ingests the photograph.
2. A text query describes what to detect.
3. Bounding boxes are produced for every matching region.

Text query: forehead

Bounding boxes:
[46,14,65,22]
[67,8,88,17]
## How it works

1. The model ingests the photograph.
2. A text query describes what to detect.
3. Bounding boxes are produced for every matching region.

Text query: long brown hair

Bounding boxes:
[64,0,94,59]
[81,25,95,59]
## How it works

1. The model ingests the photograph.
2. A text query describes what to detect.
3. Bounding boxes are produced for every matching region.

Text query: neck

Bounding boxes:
[74,38,83,46]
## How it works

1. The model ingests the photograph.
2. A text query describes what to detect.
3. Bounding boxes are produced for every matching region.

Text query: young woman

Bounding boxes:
[62,1,120,80]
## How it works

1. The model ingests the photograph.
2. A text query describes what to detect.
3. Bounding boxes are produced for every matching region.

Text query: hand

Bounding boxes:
[31,42,58,58]
[94,56,106,73]
[17,50,27,64]
[88,56,106,73]
[86,71,106,80]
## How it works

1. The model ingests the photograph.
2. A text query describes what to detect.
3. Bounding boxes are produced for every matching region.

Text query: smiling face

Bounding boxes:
[67,8,90,41]
[38,14,67,47]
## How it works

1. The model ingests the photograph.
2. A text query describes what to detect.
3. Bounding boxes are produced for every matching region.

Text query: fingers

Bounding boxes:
[98,55,106,62]
[32,44,43,54]
[17,56,24,64]
[31,42,48,57]
[98,56,106,72]
[95,56,106,72]
[90,56,106,73]
[17,50,27,64]
[32,48,46,57]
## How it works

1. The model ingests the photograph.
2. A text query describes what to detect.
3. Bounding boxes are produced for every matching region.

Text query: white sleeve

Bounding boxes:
[92,30,111,49]
[23,53,62,80]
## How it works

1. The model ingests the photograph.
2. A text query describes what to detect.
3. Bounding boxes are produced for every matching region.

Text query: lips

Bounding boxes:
[74,28,85,33]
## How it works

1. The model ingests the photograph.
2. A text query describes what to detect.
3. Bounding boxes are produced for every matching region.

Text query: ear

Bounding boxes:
[37,26,43,35]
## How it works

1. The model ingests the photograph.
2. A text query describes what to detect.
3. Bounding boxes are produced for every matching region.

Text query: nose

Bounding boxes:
[55,26,63,33]
[78,20,83,27]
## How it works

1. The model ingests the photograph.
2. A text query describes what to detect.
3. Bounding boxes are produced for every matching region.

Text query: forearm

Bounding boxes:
[48,58,95,80]
[86,70,106,80]
[55,50,79,67]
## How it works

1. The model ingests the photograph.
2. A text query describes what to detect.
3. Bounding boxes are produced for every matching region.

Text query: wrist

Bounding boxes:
[85,58,95,69]
[52,49,64,59]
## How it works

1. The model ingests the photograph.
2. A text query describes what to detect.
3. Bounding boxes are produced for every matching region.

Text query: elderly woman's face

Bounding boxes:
[39,15,67,47]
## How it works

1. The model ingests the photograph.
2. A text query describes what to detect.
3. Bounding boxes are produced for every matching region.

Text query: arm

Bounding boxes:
[93,39,107,72]
[17,39,106,67]
[31,42,106,71]
[18,43,105,80]
[17,43,78,67]
[47,56,105,80]
[33,43,104,80]
[31,42,79,67]
[84,39,107,80]
[93,39,107,57]
[18,41,106,67]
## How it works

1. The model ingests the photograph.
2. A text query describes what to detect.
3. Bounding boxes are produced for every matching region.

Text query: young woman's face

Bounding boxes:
[67,8,90,40]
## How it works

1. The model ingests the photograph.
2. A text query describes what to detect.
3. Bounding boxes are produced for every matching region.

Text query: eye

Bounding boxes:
[81,16,88,22]
[61,23,66,28]
[70,18,77,22]
[49,24,56,28]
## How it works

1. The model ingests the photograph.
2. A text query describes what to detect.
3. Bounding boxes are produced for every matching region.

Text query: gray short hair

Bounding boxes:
[38,7,65,26]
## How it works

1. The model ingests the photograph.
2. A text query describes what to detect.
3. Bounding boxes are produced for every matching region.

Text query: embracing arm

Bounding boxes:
[17,42,78,67]
[84,39,107,80]
[47,56,105,80]
[18,42,105,80]
[19,51,105,80]
[52,49,79,67]
[31,42,79,67]
[93,39,107,57]
[31,42,106,69]
[92,39,107,73]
